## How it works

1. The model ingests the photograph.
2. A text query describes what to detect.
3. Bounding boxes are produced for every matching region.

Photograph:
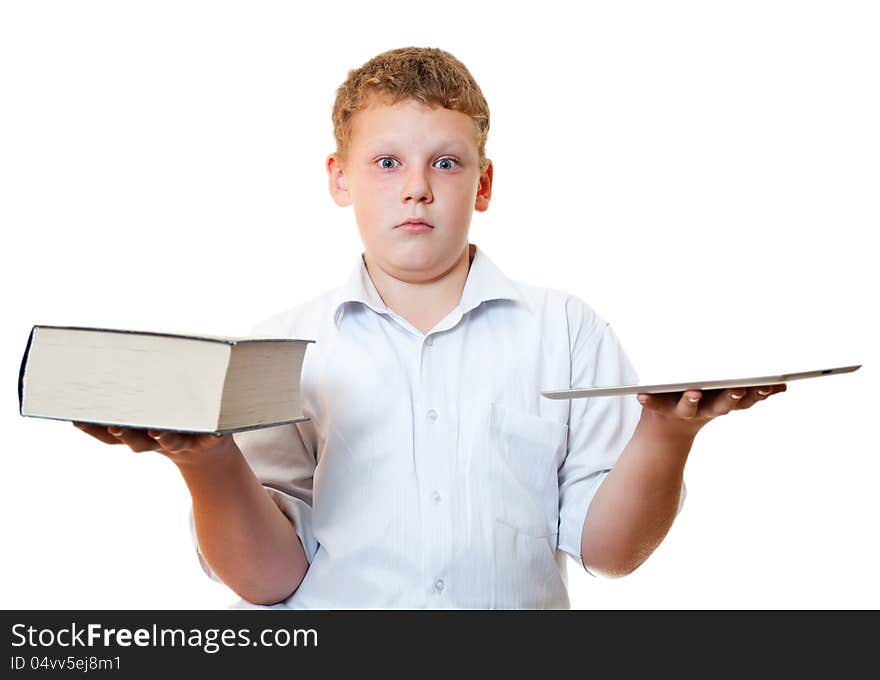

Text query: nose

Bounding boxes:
[401,166,433,204]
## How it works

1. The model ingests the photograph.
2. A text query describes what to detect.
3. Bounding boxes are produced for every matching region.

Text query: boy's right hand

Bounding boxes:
[71,422,234,467]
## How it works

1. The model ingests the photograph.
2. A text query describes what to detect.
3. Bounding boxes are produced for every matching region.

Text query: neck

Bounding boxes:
[364,244,475,335]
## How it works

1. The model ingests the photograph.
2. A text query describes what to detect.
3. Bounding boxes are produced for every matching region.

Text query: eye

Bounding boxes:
[435,157,458,170]
[376,157,399,170]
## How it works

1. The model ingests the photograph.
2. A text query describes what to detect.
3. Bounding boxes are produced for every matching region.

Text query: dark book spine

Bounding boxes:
[18,325,36,415]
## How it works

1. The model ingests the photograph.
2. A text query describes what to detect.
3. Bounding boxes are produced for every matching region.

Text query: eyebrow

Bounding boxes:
[366,139,471,154]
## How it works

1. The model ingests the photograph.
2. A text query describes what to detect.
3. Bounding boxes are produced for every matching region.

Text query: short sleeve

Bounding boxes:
[556,298,684,572]
[190,314,319,582]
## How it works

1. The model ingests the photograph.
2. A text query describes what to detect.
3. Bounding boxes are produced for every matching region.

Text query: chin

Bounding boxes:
[371,237,467,278]
[395,254,441,276]
[387,249,452,280]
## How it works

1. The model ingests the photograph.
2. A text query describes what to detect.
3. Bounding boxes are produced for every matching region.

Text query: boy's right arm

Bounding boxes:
[72,423,309,606]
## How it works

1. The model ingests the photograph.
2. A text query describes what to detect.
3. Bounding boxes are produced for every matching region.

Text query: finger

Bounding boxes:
[758,383,787,398]
[636,392,683,413]
[146,430,205,454]
[755,383,778,401]
[638,390,704,420]
[742,383,787,407]
[673,390,703,419]
[146,430,183,453]
[107,427,160,453]
[72,421,125,445]
[194,432,227,449]
[749,381,788,405]
[637,391,680,411]
[733,387,762,410]
[704,388,747,416]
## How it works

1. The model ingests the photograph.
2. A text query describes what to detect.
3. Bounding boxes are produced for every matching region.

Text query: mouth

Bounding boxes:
[396,218,433,228]
[396,218,434,232]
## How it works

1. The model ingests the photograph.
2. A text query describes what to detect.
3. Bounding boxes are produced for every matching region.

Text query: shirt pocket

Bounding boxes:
[487,402,569,539]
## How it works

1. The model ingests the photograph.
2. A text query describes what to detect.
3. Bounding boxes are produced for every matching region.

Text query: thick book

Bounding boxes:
[18,325,314,434]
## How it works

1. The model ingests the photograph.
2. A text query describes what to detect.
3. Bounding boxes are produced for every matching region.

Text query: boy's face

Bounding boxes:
[327,98,492,283]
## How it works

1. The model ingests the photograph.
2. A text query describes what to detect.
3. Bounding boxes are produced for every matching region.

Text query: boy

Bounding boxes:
[73,46,785,609]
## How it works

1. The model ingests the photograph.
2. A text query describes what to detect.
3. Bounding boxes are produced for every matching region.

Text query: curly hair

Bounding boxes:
[331,46,490,172]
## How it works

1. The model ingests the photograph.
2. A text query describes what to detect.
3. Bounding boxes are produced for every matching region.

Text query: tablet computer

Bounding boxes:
[540,364,861,400]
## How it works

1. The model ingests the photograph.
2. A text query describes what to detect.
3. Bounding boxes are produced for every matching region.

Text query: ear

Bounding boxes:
[326,153,352,207]
[474,160,493,212]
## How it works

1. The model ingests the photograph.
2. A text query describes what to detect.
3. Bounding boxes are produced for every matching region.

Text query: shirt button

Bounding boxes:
[434,579,445,592]
[427,409,438,423]
[425,336,433,347]
[432,491,442,504]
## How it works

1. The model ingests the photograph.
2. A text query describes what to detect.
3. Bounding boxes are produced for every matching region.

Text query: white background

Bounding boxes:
[1,1,876,610]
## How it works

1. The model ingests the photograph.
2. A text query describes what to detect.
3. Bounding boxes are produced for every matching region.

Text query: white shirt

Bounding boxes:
[193,244,644,609]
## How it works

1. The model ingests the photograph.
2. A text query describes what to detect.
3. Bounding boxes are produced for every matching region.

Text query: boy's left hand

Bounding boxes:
[636,384,787,438]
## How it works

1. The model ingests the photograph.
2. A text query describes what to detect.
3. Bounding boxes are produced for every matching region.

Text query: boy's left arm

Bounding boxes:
[580,383,787,578]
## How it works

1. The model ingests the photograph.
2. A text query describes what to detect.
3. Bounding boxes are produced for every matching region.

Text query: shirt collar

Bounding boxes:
[332,243,529,328]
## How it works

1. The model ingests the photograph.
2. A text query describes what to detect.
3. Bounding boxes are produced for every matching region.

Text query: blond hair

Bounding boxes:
[331,46,490,172]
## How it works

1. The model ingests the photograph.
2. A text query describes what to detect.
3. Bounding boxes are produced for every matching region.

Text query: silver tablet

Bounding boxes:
[541,364,862,399]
